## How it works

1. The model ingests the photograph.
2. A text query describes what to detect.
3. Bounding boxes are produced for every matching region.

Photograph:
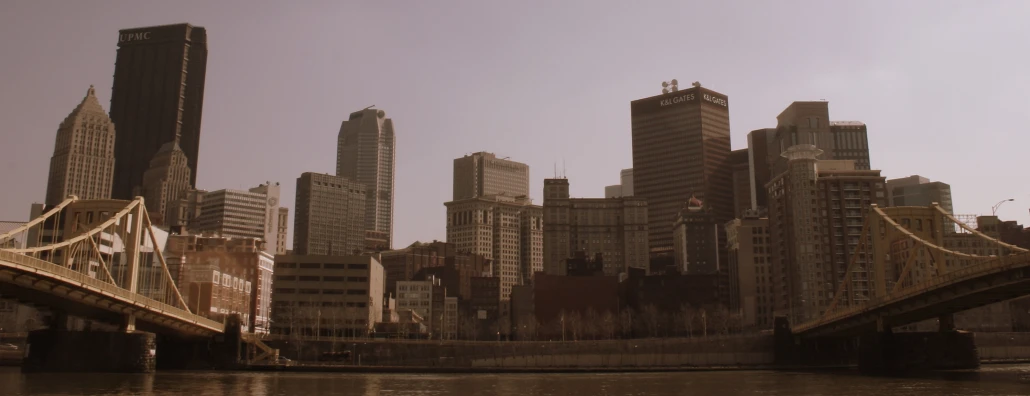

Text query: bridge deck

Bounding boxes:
[0,249,223,337]
[795,253,1030,336]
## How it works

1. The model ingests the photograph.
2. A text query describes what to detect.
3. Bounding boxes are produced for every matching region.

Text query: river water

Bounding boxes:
[2,365,1030,395]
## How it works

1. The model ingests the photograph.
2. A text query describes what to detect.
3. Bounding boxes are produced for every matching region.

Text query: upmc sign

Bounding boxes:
[119,31,152,43]
[631,88,729,116]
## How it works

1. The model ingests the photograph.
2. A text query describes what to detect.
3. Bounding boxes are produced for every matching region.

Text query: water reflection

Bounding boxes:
[1,365,1029,396]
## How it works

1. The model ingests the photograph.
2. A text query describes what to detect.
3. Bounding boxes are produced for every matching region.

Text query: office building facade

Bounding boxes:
[726,214,774,329]
[453,152,530,200]
[631,84,732,253]
[270,254,384,336]
[276,207,289,255]
[672,196,720,274]
[604,168,634,198]
[337,108,396,249]
[751,102,872,207]
[293,173,366,256]
[380,241,489,301]
[109,23,208,199]
[445,195,542,302]
[767,146,886,324]
[886,175,954,214]
[165,235,274,334]
[189,183,282,255]
[729,149,752,219]
[45,86,116,206]
[543,178,649,276]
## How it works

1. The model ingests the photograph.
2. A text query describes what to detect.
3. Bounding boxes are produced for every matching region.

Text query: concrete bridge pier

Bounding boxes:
[773,316,853,366]
[155,315,243,370]
[21,315,244,373]
[857,315,979,374]
[21,328,157,373]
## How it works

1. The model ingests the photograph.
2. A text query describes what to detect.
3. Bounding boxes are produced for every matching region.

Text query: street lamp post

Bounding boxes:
[993,199,1015,216]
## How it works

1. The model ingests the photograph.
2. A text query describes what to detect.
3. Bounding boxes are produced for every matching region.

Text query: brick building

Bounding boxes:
[165,235,274,334]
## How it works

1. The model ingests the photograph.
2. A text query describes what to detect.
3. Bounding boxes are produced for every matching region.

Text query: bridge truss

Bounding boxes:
[0,196,219,334]
[795,203,1029,334]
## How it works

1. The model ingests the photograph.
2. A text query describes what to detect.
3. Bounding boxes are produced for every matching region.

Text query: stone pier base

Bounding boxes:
[858,330,979,374]
[22,329,156,373]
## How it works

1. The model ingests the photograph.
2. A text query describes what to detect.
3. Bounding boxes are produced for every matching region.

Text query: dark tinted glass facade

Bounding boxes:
[630,87,732,253]
[110,23,208,199]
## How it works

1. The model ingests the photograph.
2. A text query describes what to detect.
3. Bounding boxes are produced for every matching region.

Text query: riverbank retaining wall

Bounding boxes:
[267,335,776,368]
[977,332,1030,361]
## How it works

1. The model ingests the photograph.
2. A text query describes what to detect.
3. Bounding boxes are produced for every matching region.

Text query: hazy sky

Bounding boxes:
[2,1,1029,248]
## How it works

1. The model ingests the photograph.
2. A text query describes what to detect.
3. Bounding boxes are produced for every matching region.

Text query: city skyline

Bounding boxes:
[2,1,1029,249]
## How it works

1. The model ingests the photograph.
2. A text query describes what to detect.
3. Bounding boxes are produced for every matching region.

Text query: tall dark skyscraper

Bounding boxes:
[631,83,732,255]
[109,23,208,200]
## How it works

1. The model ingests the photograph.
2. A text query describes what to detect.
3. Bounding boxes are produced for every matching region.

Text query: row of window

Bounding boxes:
[275,262,369,270]
[274,275,368,282]
[274,288,368,295]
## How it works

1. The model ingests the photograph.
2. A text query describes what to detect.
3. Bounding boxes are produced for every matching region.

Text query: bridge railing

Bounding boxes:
[796,253,1026,333]
[0,249,223,333]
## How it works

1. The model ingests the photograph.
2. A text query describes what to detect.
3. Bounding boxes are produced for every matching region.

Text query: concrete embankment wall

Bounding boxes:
[976,332,1030,361]
[268,335,776,368]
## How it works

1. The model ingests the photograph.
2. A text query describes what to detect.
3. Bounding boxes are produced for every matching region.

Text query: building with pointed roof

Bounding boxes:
[136,140,192,226]
[45,85,116,206]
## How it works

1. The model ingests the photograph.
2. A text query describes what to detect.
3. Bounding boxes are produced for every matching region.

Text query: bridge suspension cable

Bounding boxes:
[0,195,78,245]
[823,204,1019,319]
[1,197,191,314]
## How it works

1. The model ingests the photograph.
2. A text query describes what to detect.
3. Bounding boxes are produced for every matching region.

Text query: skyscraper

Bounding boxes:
[109,23,208,200]
[137,141,191,225]
[728,149,751,219]
[337,108,396,249]
[631,83,732,254]
[453,152,530,200]
[293,173,366,256]
[766,146,886,324]
[445,195,542,302]
[276,207,289,255]
[604,168,634,198]
[748,102,872,213]
[45,85,116,205]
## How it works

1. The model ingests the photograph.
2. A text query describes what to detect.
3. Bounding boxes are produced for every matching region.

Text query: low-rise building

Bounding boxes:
[381,241,490,301]
[270,254,384,337]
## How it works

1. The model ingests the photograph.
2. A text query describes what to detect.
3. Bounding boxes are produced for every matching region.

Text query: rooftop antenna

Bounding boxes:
[554,162,557,178]
[363,104,376,110]
[562,158,566,179]
[661,79,679,94]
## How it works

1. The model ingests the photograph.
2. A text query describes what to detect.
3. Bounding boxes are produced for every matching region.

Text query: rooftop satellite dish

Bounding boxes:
[661,81,669,88]
[662,88,669,94]
[671,79,678,85]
